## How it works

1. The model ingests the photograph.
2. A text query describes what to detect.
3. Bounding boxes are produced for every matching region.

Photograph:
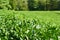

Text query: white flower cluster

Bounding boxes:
[25,30,30,33]
[36,25,41,29]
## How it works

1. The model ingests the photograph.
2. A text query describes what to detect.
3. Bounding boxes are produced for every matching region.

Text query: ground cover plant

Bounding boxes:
[0,10,60,40]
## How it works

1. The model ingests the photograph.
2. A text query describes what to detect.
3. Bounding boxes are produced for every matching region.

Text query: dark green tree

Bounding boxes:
[28,0,39,10]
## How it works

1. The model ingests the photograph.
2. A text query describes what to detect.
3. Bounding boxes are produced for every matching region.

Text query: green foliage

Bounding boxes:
[28,0,39,10]
[46,0,58,10]
[0,10,60,40]
[0,0,10,9]
[9,0,28,11]
[0,0,60,10]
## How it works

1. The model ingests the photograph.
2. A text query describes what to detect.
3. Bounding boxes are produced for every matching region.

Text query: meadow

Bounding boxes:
[0,10,60,40]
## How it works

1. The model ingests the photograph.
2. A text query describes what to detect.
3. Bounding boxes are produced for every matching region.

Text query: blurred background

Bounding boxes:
[0,0,60,11]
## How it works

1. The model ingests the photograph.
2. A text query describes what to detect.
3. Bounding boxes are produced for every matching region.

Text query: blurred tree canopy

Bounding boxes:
[0,0,60,11]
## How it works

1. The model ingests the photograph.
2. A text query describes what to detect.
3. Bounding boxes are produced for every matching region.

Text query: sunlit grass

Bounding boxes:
[0,10,60,40]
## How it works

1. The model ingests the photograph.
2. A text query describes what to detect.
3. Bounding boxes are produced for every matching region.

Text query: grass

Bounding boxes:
[0,10,60,40]
[1,10,60,24]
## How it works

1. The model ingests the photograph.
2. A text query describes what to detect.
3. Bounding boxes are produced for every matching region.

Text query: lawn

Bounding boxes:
[0,10,60,24]
[0,10,60,40]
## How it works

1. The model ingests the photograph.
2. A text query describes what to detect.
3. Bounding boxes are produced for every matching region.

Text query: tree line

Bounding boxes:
[0,0,60,11]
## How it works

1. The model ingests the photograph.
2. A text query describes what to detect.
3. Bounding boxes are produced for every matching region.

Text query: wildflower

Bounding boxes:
[25,30,30,33]
[58,36,60,39]
[50,38,53,40]
[36,25,41,29]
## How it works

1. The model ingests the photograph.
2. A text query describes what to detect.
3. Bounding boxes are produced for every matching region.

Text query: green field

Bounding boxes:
[0,10,60,24]
[16,11,60,24]
[0,10,60,40]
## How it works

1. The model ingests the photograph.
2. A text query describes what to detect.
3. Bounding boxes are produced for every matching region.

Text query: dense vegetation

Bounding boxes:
[0,0,60,40]
[0,0,60,11]
[0,10,60,40]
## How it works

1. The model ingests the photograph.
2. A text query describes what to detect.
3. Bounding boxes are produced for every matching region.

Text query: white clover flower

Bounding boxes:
[25,30,30,33]
[58,36,60,39]
[50,38,53,40]
[36,25,41,29]
[34,34,36,36]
